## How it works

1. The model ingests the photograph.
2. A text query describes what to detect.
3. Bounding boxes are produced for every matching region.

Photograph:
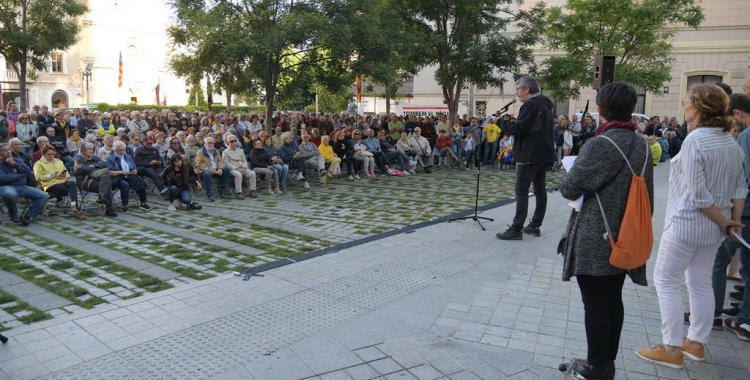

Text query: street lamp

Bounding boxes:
[83,63,93,107]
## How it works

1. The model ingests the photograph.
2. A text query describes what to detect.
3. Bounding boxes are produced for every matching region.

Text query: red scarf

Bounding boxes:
[596,120,637,135]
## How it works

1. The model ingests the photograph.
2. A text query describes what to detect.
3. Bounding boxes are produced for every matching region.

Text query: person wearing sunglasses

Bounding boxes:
[221,133,256,199]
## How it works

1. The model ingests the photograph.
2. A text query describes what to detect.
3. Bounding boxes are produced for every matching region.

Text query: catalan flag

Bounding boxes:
[118,51,123,88]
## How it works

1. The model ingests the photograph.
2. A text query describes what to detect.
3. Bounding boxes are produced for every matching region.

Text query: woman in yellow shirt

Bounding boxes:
[33,146,86,220]
[319,136,341,177]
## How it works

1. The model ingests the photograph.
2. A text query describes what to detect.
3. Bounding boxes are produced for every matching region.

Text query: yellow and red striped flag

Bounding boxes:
[118,51,123,88]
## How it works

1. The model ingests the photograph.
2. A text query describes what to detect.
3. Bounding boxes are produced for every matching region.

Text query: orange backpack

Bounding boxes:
[595,135,653,270]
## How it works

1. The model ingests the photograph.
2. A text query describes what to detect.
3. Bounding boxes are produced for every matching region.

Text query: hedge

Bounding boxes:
[92,103,266,114]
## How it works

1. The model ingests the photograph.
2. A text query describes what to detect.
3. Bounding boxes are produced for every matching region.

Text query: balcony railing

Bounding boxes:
[3,69,18,81]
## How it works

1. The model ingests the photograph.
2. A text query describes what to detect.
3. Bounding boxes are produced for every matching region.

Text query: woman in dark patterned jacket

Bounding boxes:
[559,82,655,380]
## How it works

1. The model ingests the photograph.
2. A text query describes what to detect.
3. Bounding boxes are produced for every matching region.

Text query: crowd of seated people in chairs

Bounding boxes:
[1,105,532,226]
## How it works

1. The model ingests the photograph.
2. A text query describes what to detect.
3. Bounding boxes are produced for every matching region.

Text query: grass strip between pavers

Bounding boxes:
[0,289,51,331]
[44,220,257,279]
[3,230,174,296]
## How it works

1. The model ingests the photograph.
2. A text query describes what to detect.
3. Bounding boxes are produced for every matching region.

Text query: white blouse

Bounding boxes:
[664,127,748,246]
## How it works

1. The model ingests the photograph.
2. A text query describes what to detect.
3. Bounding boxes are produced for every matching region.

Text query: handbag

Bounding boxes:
[89,168,109,179]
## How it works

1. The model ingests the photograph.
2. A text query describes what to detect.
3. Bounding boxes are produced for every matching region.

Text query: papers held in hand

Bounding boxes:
[561,156,583,211]
[732,231,750,250]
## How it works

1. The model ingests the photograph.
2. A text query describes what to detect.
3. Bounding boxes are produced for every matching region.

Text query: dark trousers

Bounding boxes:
[137,166,164,191]
[79,175,114,212]
[511,162,548,229]
[46,181,78,203]
[112,177,147,206]
[576,273,626,367]
[340,156,355,176]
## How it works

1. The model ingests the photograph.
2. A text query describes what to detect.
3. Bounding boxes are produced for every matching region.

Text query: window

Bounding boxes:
[51,52,64,73]
[686,74,723,90]
[632,84,646,114]
[475,101,487,118]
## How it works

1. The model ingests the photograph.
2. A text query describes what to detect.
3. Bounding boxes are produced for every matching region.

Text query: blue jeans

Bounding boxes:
[483,140,499,164]
[112,177,147,206]
[463,149,473,163]
[712,229,750,324]
[385,150,408,171]
[0,185,48,219]
[273,163,289,188]
[200,167,232,197]
[167,186,192,205]
[61,155,74,171]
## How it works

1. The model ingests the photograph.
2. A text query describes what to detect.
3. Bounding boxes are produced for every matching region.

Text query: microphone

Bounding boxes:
[497,99,516,114]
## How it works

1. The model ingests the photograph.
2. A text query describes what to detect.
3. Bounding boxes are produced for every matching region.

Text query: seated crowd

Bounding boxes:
[1,105,525,225]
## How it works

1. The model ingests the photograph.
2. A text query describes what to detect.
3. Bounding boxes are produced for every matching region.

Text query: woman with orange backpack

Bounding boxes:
[559,82,655,380]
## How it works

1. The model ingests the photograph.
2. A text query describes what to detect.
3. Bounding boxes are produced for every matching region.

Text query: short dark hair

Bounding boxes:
[596,82,637,122]
[715,82,732,96]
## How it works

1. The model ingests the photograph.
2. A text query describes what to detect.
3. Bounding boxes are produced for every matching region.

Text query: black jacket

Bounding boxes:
[333,139,353,159]
[249,147,273,168]
[506,94,555,164]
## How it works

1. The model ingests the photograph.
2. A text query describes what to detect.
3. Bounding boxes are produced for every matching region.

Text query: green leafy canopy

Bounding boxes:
[539,0,704,101]
[0,0,88,109]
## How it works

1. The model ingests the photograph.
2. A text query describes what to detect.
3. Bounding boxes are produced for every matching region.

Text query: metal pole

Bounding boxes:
[469,83,475,116]
[86,75,90,107]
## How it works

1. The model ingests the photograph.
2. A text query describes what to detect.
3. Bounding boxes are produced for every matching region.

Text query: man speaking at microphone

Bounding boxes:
[496,75,555,241]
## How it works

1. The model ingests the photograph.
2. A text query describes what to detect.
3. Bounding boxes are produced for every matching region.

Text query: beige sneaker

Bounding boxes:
[681,338,706,361]
[635,345,684,369]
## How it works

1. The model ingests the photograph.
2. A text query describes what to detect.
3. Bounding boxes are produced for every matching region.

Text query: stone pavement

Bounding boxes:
[1,163,749,380]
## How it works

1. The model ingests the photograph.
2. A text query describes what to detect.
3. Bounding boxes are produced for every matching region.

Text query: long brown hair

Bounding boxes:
[686,84,733,132]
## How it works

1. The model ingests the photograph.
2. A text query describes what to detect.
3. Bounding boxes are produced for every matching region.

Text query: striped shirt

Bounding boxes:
[664,127,748,246]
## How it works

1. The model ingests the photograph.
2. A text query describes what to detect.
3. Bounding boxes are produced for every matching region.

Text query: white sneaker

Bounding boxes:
[402,170,410,175]
[168,202,176,211]
[354,174,360,179]
[303,181,310,189]
[294,173,305,181]
[348,175,354,180]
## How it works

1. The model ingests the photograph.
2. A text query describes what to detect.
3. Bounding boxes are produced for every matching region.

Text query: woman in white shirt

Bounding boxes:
[562,118,574,156]
[636,85,747,368]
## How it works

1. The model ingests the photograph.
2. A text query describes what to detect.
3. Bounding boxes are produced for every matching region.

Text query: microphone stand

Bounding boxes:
[448,122,494,230]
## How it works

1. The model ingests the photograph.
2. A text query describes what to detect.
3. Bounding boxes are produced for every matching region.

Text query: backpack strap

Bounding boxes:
[594,133,648,240]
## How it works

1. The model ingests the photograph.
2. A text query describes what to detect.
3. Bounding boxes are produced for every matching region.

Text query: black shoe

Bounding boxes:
[0,334,8,344]
[207,197,215,202]
[522,225,541,237]
[192,202,202,210]
[496,226,522,240]
[424,167,432,174]
[606,360,615,380]
[96,195,105,204]
[722,307,740,317]
[139,204,152,211]
[105,210,118,217]
[573,359,609,380]
[19,215,30,226]
[216,188,225,199]
[9,214,21,224]
[729,291,744,302]
[735,285,745,292]
[122,206,130,214]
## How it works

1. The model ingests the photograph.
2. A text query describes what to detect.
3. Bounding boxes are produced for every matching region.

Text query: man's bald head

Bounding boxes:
[743,77,750,96]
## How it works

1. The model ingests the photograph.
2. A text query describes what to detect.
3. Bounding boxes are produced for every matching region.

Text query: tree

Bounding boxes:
[394,0,545,121]
[186,80,208,110]
[539,0,704,101]
[0,0,88,110]
[168,0,356,132]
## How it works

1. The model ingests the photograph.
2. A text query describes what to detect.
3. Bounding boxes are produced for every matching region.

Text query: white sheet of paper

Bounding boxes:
[561,156,584,211]
[732,231,750,250]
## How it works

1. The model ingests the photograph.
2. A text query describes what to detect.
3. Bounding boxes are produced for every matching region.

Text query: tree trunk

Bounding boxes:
[19,59,27,111]
[226,92,232,112]
[385,92,391,115]
[265,99,274,133]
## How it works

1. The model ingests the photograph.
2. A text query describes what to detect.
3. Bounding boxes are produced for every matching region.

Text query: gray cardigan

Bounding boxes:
[558,128,654,286]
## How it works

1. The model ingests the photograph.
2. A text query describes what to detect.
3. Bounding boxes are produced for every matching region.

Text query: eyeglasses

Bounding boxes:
[19,117,28,120]
[228,140,237,143]
[102,118,110,120]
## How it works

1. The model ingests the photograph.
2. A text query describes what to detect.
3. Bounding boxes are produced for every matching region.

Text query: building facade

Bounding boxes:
[400,0,750,122]
[0,0,195,110]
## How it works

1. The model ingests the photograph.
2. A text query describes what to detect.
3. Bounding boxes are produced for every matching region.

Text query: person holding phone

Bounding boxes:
[33,146,86,220]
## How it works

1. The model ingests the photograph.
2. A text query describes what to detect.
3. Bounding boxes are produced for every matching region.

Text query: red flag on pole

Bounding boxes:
[118,52,123,88]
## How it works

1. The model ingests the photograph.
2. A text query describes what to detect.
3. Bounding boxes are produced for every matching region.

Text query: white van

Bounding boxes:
[574,112,650,128]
